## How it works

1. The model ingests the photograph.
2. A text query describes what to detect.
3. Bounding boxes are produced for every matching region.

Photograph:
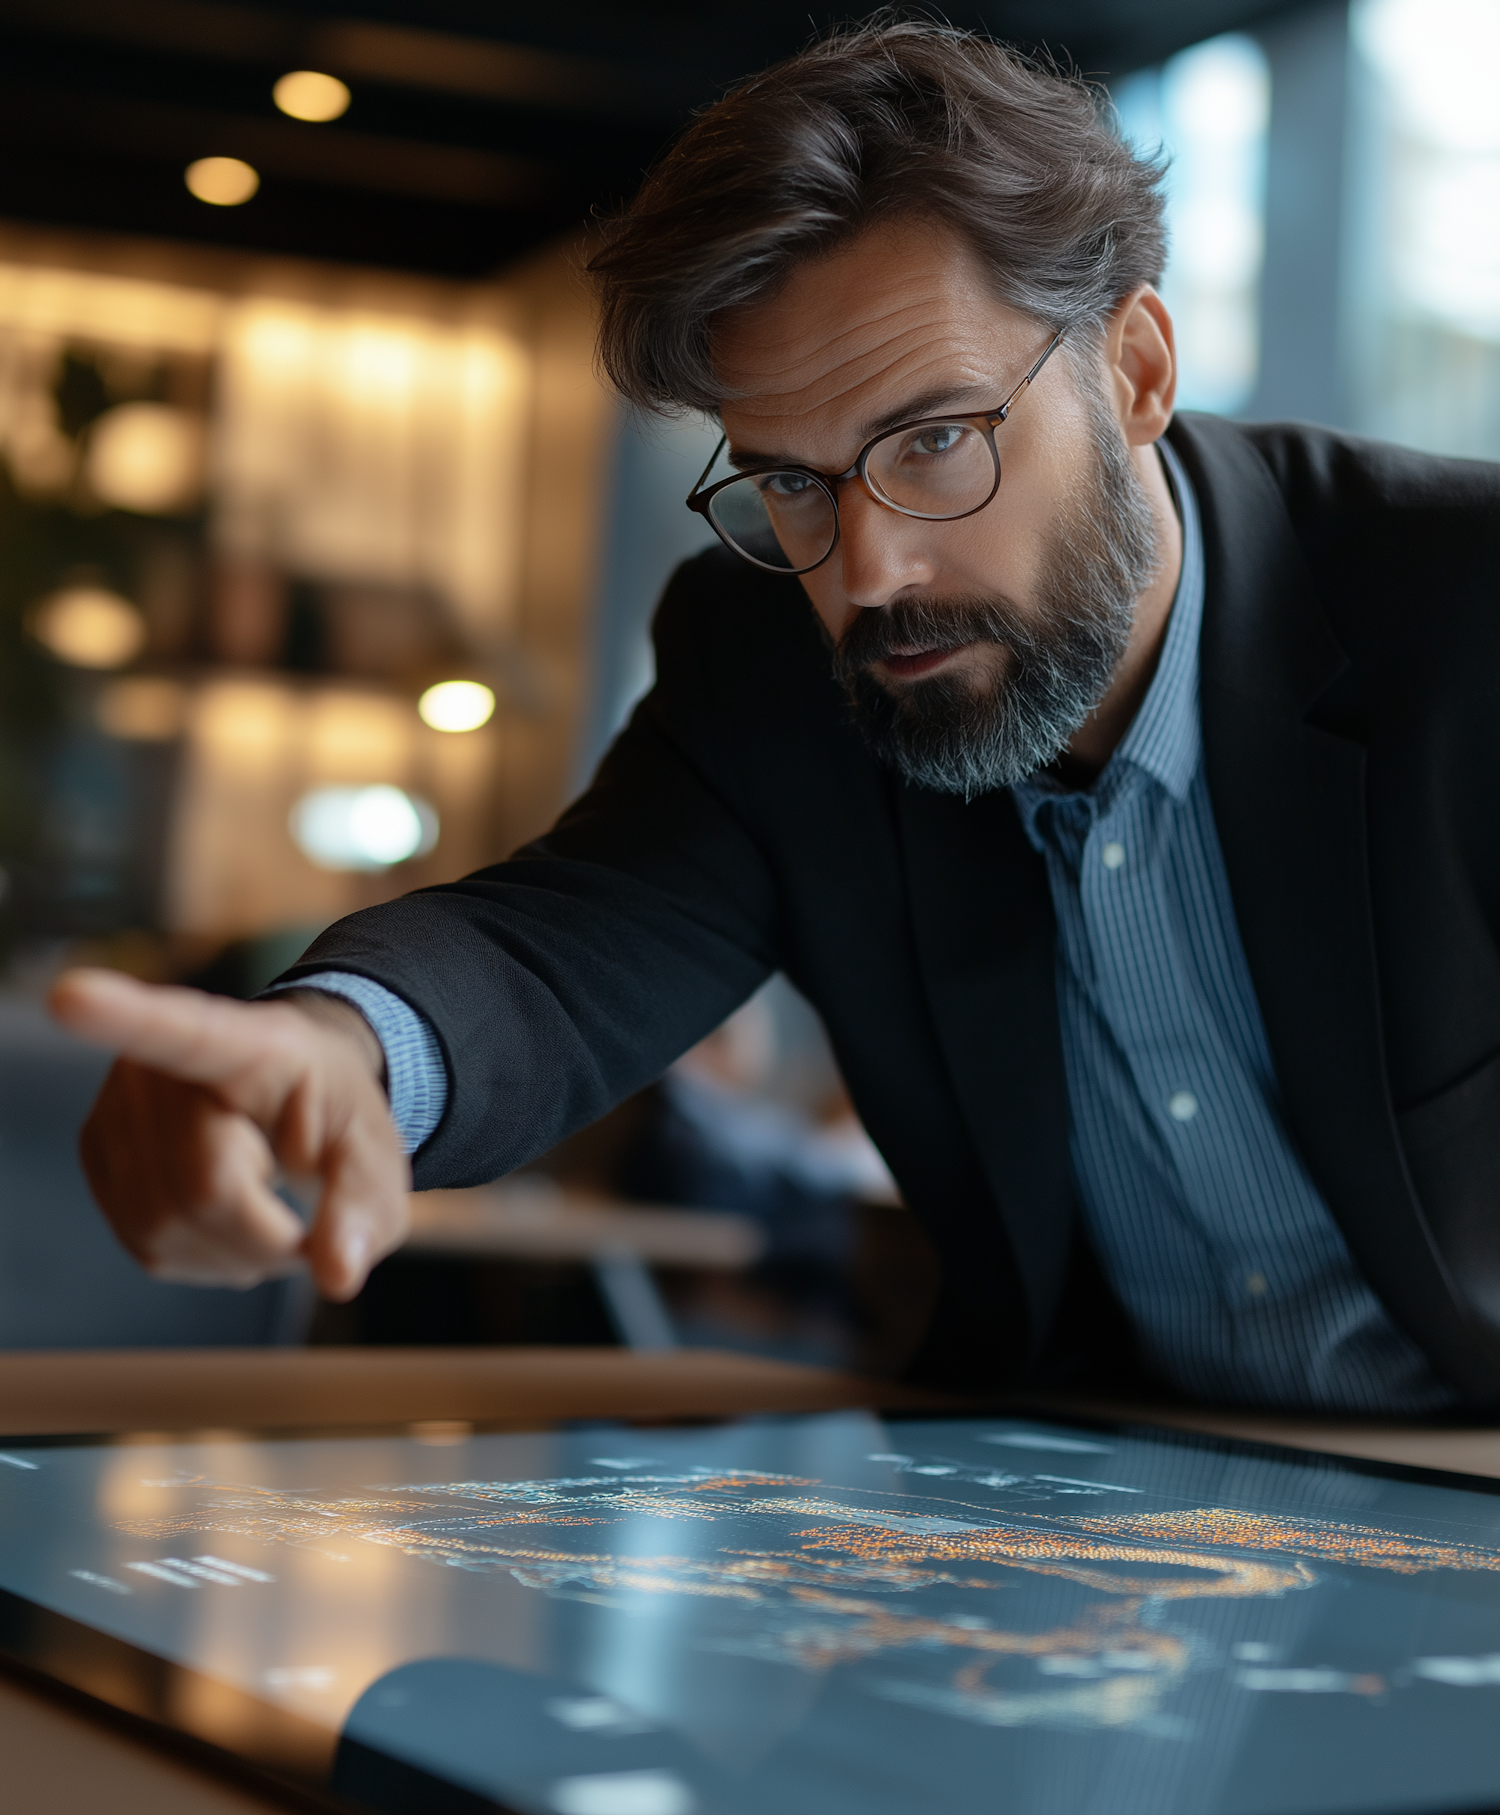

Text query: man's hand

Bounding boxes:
[48,968,410,1300]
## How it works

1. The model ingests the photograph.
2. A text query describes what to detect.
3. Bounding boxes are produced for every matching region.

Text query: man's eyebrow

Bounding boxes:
[726,382,998,471]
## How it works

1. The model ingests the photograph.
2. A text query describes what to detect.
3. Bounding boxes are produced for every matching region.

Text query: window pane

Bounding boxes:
[1114,35,1271,415]
[1346,0,1500,458]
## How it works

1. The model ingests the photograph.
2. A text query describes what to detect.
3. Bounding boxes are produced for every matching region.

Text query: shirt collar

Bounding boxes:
[1109,435,1204,806]
[1011,436,1205,830]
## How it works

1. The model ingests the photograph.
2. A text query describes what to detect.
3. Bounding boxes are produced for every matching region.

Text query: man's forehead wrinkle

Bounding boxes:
[726,322,992,424]
[716,256,974,374]
[722,290,971,395]
[724,341,998,469]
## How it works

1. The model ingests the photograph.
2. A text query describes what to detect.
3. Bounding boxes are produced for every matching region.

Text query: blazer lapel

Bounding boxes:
[892,780,1076,1365]
[1171,414,1500,1400]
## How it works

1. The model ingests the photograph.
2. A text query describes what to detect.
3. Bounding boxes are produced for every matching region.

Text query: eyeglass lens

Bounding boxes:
[708,471,835,572]
[706,419,998,571]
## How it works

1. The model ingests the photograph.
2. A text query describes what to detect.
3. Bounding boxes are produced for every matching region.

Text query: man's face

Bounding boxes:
[714,219,1159,794]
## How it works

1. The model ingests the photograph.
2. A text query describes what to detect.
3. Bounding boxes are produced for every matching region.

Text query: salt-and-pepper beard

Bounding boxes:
[831,380,1162,799]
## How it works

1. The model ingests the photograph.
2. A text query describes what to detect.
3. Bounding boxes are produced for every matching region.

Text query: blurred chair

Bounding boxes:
[0,995,311,1348]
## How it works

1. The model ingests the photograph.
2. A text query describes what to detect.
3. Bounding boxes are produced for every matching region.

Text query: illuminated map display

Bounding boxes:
[3,1413,1500,1814]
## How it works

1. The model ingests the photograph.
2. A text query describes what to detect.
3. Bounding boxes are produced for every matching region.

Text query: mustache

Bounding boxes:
[832,594,1038,683]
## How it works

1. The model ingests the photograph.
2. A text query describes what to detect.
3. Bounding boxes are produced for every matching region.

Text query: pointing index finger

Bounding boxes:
[49,968,308,1109]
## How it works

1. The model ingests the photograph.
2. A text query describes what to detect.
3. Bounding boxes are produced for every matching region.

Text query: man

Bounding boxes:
[53,21,1500,1412]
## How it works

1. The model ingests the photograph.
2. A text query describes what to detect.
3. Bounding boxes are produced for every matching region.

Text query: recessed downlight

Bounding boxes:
[185,157,260,206]
[273,71,351,122]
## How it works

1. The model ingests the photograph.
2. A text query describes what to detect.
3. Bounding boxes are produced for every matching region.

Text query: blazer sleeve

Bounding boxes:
[273,554,786,1189]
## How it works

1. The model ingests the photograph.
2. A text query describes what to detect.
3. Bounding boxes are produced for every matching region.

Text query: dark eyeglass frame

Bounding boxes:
[685,328,1064,576]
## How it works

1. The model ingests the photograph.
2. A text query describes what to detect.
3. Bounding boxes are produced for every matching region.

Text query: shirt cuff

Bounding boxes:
[266,971,448,1156]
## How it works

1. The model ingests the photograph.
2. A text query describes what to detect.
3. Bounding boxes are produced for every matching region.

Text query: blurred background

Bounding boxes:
[0,0,1490,1365]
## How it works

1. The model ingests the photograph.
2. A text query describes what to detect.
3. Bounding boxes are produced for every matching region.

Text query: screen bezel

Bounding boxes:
[5,1408,1500,1815]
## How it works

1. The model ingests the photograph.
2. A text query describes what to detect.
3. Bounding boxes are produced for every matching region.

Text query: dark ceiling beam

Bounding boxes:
[0,0,696,123]
[0,0,298,62]
[0,145,549,274]
[256,0,1307,86]
[307,20,701,123]
[0,86,550,206]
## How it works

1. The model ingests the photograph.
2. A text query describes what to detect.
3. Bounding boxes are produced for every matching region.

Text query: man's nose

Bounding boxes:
[834,482,936,609]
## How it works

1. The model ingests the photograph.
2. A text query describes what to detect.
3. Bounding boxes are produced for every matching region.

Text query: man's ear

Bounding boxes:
[1104,286,1177,447]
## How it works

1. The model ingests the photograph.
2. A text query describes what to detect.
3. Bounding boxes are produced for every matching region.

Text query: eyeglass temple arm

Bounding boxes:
[997,329,1065,419]
[686,434,729,508]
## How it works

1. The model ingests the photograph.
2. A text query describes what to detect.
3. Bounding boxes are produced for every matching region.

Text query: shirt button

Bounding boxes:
[1101,841,1126,870]
[1167,1091,1199,1122]
[1246,1272,1269,1297]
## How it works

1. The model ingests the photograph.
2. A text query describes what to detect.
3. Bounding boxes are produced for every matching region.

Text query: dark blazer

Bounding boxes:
[282,413,1500,1406]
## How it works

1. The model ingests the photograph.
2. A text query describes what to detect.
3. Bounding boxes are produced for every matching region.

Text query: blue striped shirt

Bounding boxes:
[1011,441,1451,1414]
[267,970,445,1157]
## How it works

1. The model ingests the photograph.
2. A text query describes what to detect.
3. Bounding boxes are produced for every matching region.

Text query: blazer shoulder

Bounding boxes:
[1172,413,1500,661]
[1179,412,1500,521]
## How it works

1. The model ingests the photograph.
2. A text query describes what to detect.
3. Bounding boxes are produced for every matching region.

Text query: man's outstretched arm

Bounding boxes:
[49,968,412,1299]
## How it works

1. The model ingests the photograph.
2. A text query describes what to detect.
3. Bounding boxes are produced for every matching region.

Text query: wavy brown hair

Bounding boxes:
[588,15,1167,415]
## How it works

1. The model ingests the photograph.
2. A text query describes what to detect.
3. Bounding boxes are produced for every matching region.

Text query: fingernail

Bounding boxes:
[340,1231,370,1280]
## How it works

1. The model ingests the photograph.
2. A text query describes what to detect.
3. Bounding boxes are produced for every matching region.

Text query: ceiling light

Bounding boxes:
[27,588,147,670]
[273,70,351,122]
[185,157,260,206]
[290,785,437,872]
[86,403,205,515]
[418,679,496,733]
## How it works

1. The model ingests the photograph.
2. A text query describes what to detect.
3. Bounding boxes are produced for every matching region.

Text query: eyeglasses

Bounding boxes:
[685,329,1063,576]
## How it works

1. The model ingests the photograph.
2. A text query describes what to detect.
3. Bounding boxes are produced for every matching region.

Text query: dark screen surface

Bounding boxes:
[3,1412,1500,1815]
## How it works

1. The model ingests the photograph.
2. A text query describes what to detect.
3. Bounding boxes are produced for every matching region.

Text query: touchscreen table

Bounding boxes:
[3,1412,1500,1815]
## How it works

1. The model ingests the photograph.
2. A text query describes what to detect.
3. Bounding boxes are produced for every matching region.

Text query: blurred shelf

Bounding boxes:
[404,1181,764,1270]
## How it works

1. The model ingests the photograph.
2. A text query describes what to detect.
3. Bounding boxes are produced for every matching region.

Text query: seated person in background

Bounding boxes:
[52,20,1500,1413]
[619,989,899,1359]
[625,988,895,1228]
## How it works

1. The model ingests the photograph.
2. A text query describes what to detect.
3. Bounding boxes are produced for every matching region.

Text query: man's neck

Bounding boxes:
[1053,439,1185,789]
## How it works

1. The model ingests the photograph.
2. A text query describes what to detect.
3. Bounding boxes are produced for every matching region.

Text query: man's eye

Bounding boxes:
[761,471,816,498]
[914,424,965,456]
